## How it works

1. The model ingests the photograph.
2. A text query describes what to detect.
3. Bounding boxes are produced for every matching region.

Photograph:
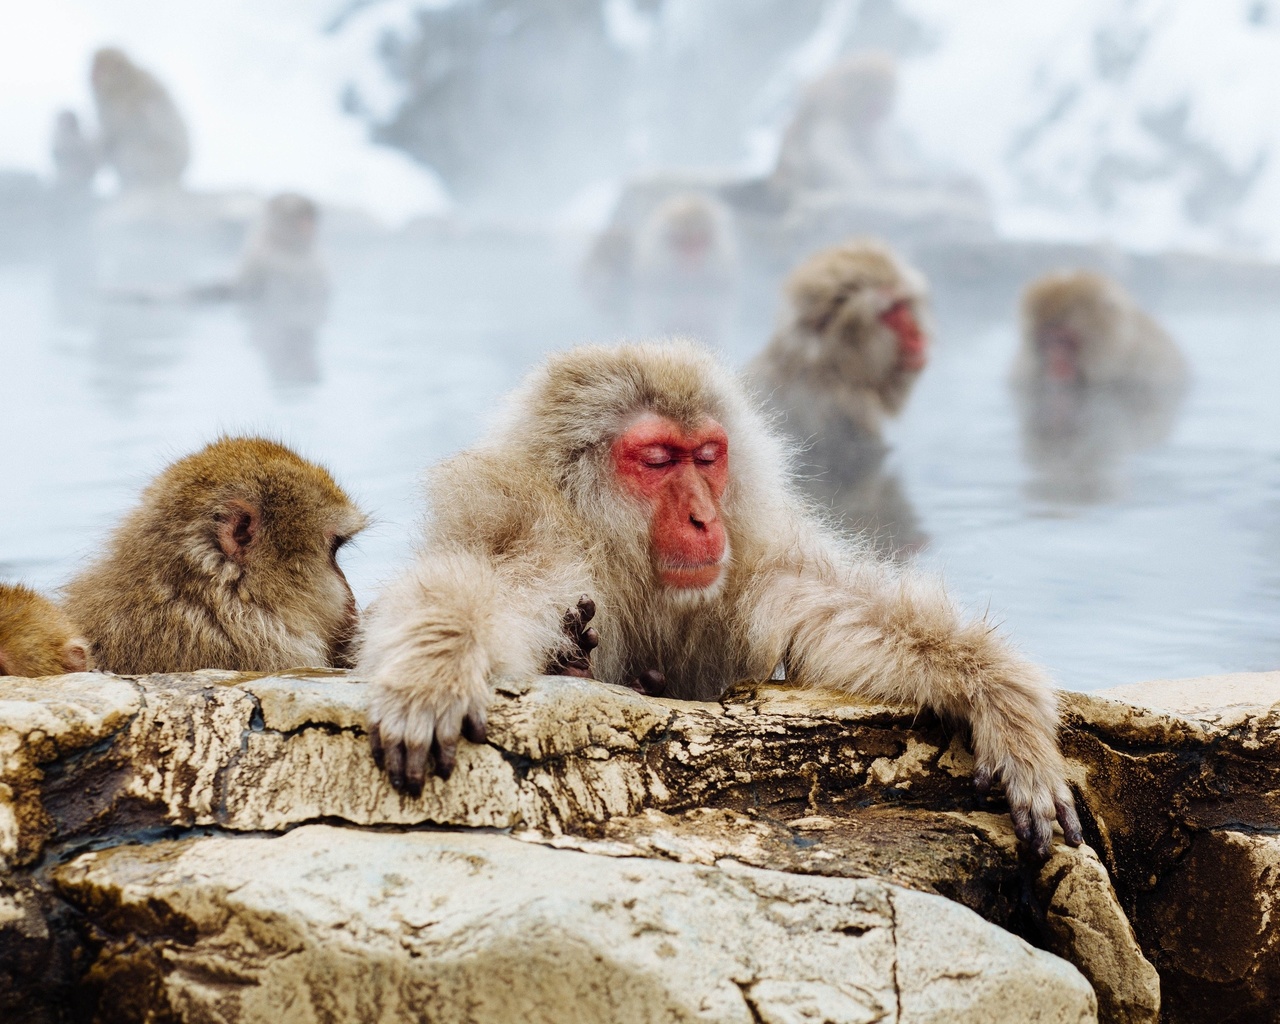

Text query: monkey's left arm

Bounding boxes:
[746,552,1083,860]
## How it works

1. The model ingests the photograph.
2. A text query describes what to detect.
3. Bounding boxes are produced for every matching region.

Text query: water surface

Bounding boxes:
[2,231,1277,690]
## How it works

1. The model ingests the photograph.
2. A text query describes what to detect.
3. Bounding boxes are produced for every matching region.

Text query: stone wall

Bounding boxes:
[2,669,1277,1023]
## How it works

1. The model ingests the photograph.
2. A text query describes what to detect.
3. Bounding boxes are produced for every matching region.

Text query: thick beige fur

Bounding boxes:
[361,340,1075,845]
[0,583,91,677]
[750,239,929,448]
[64,436,367,674]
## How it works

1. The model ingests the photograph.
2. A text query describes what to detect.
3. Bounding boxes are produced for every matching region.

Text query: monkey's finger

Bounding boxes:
[369,723,385,769]
[973,764,993,798]
[403,742,430,798]
[581,626,599,653]
[462,714,487,745]
[638,669,666,697]
[385,741,406,791]
[431,739,457,780]
[1029,814,1054,863]
[577,595,596,623]
[1010,805,1033,848]
[1056,797,1084,847]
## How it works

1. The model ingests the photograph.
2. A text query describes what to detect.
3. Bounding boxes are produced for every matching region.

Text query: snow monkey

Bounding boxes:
[1015,270,1187,391]
[360,341,1083,860]
[64,437,367,674]
[750,240,930,556]
[90,47,190,191]
[774,52,898,192]
[752,238,929,451]
[0,583,91,677]
[1013,271,1188,503]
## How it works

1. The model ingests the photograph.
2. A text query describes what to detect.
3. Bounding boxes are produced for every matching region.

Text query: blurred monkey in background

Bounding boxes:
[90,48,190,192]
[751,239,929,557]
[1014,270,1188,503]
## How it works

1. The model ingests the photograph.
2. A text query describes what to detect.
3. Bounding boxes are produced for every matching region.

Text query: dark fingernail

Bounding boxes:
[462,716,487,744]
[640,669,666,697]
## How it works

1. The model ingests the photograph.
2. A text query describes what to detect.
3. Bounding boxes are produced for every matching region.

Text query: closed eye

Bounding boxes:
[640,446,675,467]
[693,444,721,464]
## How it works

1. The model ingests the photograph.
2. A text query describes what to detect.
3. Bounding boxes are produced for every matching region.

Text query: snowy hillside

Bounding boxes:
[899,0,1280,255]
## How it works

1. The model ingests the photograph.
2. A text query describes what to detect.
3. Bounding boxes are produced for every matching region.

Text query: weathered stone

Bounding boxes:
[52,824,1098,1024]
[8,667,1280,1022]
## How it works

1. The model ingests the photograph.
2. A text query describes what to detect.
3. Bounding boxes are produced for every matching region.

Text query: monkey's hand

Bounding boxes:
[546,595,598,678]
[367,677,489,796]
[971,706,1084,862]
[360,552,518,796]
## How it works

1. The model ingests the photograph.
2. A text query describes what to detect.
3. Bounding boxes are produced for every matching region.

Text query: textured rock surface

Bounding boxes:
[2,667,1278,1022]
[53,824,1097,1024]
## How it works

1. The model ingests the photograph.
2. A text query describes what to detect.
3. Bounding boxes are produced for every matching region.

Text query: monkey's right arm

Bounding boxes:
[359,545,582,794]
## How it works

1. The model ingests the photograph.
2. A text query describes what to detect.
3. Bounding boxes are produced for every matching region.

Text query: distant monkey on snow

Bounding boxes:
[360,341,1082,860]
[90,47,190,192]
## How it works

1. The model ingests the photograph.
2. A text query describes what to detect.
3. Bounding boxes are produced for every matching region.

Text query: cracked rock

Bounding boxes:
[53,824,1098,1024]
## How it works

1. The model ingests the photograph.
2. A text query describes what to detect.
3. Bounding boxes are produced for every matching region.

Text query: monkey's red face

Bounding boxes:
[612,415,729,591]
[880,299,927,373]
[1038,326,1081,383]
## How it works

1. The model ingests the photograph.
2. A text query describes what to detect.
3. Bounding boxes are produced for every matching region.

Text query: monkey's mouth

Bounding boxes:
[657,552,727,590]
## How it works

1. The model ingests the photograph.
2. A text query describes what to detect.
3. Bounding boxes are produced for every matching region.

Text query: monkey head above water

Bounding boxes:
[360,341,1082,860]
[752,239,930,446]
[1015,270,1187,392]
[0,583,91,678]
[64,437,367,675]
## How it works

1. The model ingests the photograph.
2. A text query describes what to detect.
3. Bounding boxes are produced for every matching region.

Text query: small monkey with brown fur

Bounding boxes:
[64,437,367,674]
[0,583,91,677]
[750,239,930,554]
[360,341,1082,860]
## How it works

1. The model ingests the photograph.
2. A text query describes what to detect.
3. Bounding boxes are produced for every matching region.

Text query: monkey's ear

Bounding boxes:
[216,499,261,563]
[62,639,90,673]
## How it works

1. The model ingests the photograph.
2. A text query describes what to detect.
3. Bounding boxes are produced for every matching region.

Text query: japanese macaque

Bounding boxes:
[0,584,91,677]
[630,193,739,343]
[63,437,367,674]
[633,194,738,288]
[750,240,929,556]
[360,341,1083,860]
[1014,271,1188,503]
[51,110,98,195]
[774,52,898,192]
[90,48,190,192]
[235,193,329,386]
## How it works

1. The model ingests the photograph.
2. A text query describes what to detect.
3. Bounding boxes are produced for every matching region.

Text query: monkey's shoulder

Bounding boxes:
[427,449,568,554]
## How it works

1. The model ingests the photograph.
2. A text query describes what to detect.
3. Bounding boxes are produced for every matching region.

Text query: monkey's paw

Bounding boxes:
[975,760,1084,862]
[367,677,489,797]
[546,594,598,678]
